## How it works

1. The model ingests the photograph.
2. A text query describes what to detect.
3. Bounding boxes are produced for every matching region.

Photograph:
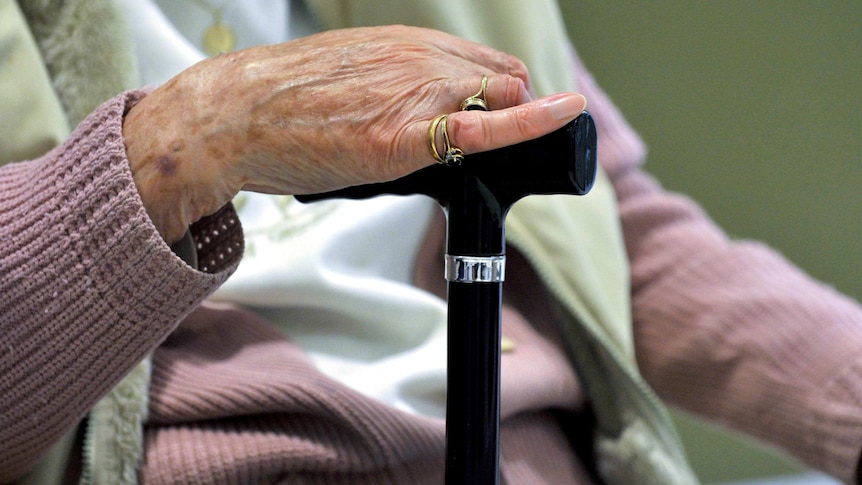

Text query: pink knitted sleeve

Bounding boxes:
[572,50,862,482]
[0,91,243,482]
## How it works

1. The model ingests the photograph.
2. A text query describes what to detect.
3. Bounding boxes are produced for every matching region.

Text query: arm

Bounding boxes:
[572,49,862,482]
[0,91,242,482]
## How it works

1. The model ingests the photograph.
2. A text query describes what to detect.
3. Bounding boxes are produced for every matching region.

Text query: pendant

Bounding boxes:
[202,21,236,56]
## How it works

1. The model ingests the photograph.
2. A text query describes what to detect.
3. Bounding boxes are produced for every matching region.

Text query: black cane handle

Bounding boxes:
[296,111,597,207]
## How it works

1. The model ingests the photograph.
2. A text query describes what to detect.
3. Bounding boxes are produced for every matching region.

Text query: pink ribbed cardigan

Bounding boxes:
[3,59,862,484]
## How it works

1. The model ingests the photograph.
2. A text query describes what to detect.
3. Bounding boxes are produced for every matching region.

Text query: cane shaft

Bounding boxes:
[445,281,502,485]
[442,167,506,485]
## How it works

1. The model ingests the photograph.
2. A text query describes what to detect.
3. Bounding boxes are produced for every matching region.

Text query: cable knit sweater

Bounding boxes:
[3,48,862,485]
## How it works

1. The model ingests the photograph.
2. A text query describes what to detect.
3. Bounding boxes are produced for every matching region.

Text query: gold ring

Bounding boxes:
[428,114,464,166]
[459,75,489,111]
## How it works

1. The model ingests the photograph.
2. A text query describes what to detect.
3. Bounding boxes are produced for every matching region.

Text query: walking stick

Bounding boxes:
[297,111,597,485]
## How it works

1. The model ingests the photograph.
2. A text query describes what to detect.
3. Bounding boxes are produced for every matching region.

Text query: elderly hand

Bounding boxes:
[123,25,587,243]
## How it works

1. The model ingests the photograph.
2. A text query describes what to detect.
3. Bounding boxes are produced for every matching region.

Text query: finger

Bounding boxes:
[439,74,532,112]
[446,93,587,155]
[475,74,533,109]
[398,92,586,171]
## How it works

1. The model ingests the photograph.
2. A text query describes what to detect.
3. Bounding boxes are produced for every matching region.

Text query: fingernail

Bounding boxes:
[545,93,587,121]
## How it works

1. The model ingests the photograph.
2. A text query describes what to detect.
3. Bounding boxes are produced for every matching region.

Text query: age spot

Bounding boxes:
[155,155,178,175]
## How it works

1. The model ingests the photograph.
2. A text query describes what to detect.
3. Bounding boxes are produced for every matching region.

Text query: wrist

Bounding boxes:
[122,95,233,244]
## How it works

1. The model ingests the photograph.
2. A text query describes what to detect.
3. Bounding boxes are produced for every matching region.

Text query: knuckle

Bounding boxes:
[513,104,544,139]
[501,76,527,106]
[447,112,485,153]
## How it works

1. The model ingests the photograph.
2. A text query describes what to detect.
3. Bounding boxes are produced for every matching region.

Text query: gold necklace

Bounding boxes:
[187,0,236,56]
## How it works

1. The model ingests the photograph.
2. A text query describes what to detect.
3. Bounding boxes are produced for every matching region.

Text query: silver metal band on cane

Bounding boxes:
[444,254,506,283]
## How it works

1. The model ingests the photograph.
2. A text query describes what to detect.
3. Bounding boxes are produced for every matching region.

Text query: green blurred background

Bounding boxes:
[562,2,861,483]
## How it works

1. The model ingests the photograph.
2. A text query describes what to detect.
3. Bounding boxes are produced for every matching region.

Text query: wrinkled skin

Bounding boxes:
[124,25,587,243]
